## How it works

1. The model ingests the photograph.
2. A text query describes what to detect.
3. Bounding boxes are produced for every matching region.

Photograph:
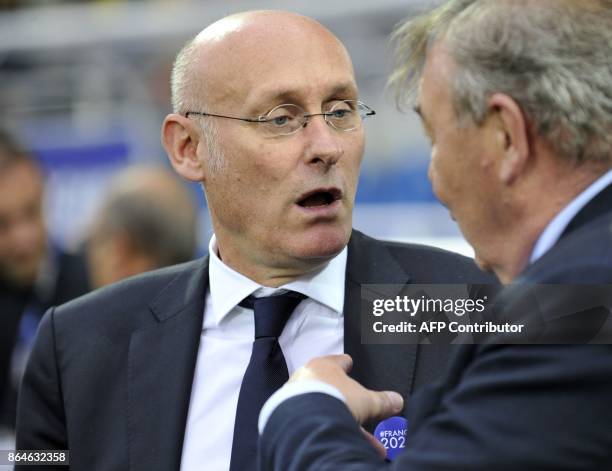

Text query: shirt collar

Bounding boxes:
[208,234,347,326]
[530,169,612,264]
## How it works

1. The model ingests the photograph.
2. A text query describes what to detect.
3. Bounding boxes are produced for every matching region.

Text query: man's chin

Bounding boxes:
[290,225,351,261]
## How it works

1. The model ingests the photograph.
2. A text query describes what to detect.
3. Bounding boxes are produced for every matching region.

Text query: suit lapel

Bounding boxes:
[343,231,418,405]
[127,259,209,471]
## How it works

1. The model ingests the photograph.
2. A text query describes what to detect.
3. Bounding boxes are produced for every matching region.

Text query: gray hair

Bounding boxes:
[171,38,226,173]
[93,170,198,268]
[390,0,612,164]
[171,39,201,115]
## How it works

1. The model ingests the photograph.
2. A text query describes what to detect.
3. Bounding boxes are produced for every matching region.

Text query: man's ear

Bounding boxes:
[161,113,208,182]
[488,93,531,184]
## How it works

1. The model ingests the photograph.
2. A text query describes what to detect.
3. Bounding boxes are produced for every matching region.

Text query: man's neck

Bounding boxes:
[495,165,610,283]
[214,239,333,288]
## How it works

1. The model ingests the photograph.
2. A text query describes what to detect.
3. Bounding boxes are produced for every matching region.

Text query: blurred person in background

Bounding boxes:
[15,10,491,471]
[258,0,612,469]
[0,128,90,442]
[86,165,198,289]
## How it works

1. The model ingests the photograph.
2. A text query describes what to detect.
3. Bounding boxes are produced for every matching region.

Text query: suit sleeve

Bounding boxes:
[15,308,69,471]
[260,345,612,470]
[259,393,389,471]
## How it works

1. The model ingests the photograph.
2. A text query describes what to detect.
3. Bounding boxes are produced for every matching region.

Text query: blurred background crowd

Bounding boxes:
[0,0,466,451]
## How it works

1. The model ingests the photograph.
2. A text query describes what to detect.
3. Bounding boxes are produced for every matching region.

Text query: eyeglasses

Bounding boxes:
[184,100,376,137]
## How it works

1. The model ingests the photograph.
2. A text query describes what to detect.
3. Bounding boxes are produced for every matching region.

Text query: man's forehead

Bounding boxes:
[194,11,341,62]
[418,43,452,107]
[190,11,355,106]
[201,33,357,110]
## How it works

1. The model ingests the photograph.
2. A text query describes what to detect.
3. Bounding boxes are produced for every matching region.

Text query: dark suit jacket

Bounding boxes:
[15,229,489,471]
[259,185,612,470]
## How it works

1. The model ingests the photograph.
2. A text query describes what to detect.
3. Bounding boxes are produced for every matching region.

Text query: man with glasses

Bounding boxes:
[16,10,490,471]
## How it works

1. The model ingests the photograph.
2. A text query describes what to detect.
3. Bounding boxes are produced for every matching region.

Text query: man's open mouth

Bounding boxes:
[296,188,342,208]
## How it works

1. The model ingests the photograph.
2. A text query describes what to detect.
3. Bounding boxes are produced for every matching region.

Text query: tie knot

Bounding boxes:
[240,292,305,339]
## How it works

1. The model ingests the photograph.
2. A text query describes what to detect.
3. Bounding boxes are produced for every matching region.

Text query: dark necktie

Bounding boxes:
[229,291,305,471]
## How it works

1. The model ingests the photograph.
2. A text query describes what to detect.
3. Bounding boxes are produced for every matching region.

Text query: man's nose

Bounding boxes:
[301,115,343,168]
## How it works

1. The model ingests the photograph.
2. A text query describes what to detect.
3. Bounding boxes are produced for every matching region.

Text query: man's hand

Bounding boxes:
[289,354,404,424]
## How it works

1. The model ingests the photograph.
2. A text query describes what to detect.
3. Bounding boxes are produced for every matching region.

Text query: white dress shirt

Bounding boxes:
[180,235,346,471]
[530,169,612,263]
[258,170,612,435]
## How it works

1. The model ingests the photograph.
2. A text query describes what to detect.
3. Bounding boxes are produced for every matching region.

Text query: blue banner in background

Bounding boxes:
[33,141,129,250]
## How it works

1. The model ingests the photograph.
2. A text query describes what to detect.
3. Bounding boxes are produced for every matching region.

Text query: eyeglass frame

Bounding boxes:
[183,99,376,136]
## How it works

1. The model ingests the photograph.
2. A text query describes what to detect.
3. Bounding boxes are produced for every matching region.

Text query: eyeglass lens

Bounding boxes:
[260,100,371,136]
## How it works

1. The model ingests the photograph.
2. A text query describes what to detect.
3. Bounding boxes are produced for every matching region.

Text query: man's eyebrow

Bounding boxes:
[325,83,359,99]
[251,82,359,111]
[258,90,298,107]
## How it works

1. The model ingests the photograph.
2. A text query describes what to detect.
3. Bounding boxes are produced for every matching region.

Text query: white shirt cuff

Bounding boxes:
[258,380,346,434]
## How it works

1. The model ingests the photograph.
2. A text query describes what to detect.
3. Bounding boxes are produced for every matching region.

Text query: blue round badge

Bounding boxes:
[374,416,408,460]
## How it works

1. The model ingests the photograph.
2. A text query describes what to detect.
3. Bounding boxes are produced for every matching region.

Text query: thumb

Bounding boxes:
[368,390,404,420]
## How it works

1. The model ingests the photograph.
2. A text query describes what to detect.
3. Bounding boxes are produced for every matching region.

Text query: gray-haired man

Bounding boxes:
[259,1,612,469]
